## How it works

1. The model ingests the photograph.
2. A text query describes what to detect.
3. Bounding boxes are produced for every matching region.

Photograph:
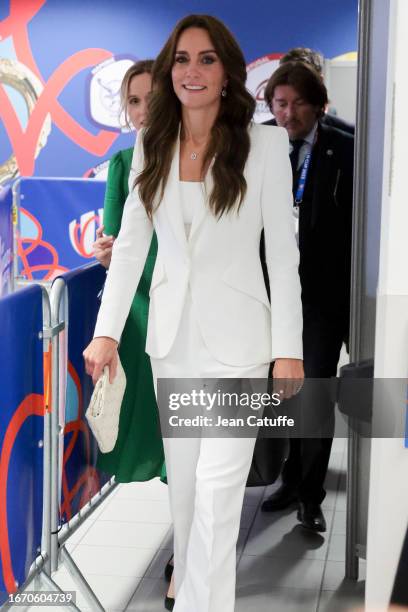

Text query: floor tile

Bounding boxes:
[75,573,141,611]
[20,448,356,612]
[322,489,347,511]
[237,555,325,590]
[145,548,173,580]
[337,471,347,492]
[243,486,265,506]
[332,511,347,535]
[328,452,345,471]
[324,467,343,491]
[97,498,172,524]
[236,586,320,612]
[322,560,366,592]
[244,523,330,560]
[318,587,365,612]
[262,479,282,500]
[61,515,98,552]
[335,492,347,512]
[42,565,97,611]
[237,528,249,559]
[240,503,259,529]
[158,528,173,551]
[59,488,120,552]
[80,520,169,549]
[252,503,334,534]
[126,577,169,611]
[331,438,347,453]
[72,544,157,577]
[327,534,346,562]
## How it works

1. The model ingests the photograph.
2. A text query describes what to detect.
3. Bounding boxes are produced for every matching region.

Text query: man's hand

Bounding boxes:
[93,225,115,269]
[273,358,304,400]
[83,336,119,385]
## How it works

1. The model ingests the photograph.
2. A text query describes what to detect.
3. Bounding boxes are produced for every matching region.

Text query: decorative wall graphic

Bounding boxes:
[15,178,105,281]
[88,56,136,132]
[0,185,13,296]
[60,360,102,521]
[0,0,357,180]
[18,207,68,281]
[0,58,51,185]
[69,209,104,258]
[246,54,282,123]
[0,0,118,182]
[55,265,110,523]
[82,159,110,181]
[0,285,44,603]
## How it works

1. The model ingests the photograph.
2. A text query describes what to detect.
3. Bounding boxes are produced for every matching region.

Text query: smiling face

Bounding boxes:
[271,84,320,140]
[127,71,152,130]
[171,27,227,113]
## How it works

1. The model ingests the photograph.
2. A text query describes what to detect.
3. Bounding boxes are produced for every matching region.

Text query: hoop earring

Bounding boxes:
[221,87,227,98]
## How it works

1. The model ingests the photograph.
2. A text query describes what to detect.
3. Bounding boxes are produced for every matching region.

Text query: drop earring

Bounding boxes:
[221,87,227,97]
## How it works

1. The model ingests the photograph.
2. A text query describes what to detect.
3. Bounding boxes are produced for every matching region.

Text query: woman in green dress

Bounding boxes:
[92,62,174,601]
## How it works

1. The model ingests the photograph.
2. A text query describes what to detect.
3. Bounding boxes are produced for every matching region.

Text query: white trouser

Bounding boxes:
[150,294,268,612]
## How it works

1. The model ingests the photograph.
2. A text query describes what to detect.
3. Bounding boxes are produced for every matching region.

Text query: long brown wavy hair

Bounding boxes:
[135,14,256,218]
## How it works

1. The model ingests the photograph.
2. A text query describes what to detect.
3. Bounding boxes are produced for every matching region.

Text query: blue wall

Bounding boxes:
[0,0,358,179]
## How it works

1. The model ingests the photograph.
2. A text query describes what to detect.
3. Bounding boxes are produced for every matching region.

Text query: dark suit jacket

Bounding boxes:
[264,113,355,135]
[262,121,354,337]
[322,113,354,135]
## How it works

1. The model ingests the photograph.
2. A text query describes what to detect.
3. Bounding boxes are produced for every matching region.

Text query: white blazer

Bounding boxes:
[94,123,303,367]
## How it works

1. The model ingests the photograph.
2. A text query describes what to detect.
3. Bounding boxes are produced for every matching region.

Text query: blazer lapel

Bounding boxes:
[162,134,189,253]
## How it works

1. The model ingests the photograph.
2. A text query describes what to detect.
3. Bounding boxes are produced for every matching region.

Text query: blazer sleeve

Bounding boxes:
[103,148,133,237]
[261,127,303,361]
[93,132,154,342]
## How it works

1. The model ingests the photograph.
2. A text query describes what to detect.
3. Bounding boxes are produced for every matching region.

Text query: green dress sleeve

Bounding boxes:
[102,147,134,237]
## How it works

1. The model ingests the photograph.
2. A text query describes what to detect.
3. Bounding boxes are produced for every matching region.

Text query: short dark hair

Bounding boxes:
[280,47,324,75]
[264,61,328,116]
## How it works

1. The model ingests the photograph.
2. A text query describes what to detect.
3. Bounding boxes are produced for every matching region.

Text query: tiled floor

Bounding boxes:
[22,438,365,611]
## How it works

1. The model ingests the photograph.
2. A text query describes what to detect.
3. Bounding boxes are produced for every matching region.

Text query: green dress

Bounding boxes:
[96,147,166,482]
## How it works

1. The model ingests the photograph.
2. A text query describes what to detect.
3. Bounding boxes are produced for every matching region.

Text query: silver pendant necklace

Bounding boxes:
[190,152,198,160]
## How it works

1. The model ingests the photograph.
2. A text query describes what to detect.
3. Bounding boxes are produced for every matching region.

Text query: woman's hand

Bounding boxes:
[83,337,119,385]
[93,225,115,269]
[272,358,304,400]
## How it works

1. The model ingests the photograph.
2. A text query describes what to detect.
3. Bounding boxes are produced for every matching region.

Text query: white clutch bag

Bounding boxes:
[85,359,126,453]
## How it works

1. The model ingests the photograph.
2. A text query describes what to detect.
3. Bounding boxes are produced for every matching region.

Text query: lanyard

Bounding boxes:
[294,150,312,205]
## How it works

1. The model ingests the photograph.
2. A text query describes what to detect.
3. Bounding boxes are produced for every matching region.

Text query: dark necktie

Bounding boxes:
[289,139,304,175]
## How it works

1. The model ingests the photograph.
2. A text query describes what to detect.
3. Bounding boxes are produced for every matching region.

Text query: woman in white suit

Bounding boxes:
[84,14,304,612]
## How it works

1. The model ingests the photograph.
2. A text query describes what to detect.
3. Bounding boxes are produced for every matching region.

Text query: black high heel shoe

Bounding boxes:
[164,554,174,582]
[164,595,175,610]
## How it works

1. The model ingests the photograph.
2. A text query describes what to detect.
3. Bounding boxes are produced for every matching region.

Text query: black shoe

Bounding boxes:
[164,595,175,610]
[261,484,298,512]
[297,502,326,532]
[164,554,174,582]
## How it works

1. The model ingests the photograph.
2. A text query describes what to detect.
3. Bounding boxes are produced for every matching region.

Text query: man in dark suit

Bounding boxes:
[261,61,354,532]
[265,47,355,136]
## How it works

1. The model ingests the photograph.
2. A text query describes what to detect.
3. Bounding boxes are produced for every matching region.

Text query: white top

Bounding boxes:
[180,181,204,238]
[289,121,318,170]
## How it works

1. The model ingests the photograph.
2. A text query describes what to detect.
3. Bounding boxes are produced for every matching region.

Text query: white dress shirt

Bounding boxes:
[289,121,318,170]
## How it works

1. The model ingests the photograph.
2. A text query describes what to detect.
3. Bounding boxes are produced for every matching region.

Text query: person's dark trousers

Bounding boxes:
[282,309,345,505]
